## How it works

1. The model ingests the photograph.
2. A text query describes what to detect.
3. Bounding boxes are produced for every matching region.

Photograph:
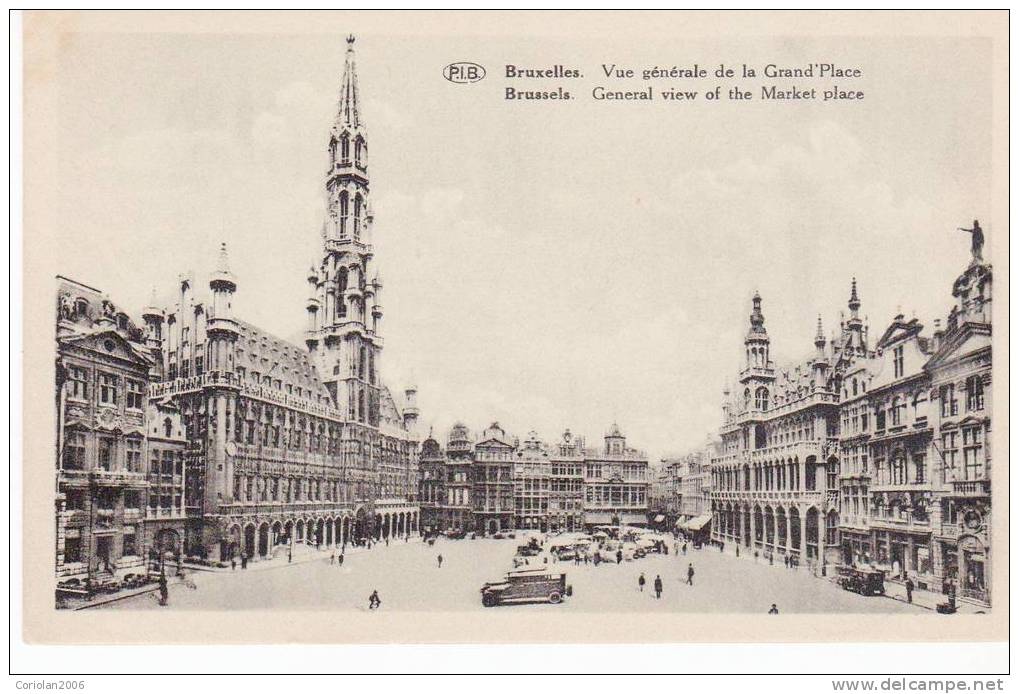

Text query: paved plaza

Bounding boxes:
[102,536,924,613]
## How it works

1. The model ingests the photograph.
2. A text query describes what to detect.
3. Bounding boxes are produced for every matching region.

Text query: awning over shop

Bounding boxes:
[654,514,665,523]
[686,513,712,531]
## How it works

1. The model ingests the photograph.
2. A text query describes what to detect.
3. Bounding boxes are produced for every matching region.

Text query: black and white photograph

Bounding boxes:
[12,8,1009,680]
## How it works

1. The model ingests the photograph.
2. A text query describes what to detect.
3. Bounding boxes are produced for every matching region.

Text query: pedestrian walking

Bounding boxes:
[735,545,740,558]
[330,552,336,565]
[231,557,236,571]
[686,563,695,586]
[615,549,623,565]
[437,554,443,568]
[368,589,381,610]
[338,553,344,567]
[654,575,663,599]
[682,543,687,555]
[241,554,248,570]
[905,578,915,604]
[158,571,169,607]
[768,604,779,614]
[638,573,646,592]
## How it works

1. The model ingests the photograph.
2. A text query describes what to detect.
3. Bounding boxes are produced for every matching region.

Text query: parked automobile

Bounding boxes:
[554,546,580,561]
[481,569,572,607]
[836,566,886,596]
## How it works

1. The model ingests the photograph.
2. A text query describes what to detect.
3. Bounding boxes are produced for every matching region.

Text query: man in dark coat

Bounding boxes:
[638,573,646,592]
[686,563,695,585]
[654,575,663,599]
[158,571,169,606]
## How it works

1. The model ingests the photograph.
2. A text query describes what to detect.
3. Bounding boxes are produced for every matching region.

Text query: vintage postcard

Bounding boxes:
[18,10,1008,648]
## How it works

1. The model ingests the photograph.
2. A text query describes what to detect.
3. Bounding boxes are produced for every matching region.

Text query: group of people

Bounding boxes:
[636,563,697,599]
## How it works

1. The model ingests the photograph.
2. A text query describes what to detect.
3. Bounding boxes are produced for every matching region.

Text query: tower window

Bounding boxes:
[338,191,349,237]
[354,194,363,237]
[893,346,904,378]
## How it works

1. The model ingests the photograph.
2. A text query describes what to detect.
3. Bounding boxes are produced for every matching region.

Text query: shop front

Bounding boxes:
[870,526,934,589]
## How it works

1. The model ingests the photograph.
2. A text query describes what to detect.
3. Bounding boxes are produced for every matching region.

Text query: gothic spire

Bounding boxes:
[748,291,767,335]
[848,277,861,315]
[210,242,236,291]
[217,242,231,274]
[336,35,362,131]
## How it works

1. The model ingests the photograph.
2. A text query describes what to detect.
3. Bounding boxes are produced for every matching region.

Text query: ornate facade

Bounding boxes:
[710,289,866,569]
[55,277,157,582]
[709,237,993,606]
[417,422,647,534]
[139,37,420,562]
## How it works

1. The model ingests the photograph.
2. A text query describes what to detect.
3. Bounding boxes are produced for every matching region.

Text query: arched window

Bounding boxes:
[340,133,350,162]
[965,375,985,411]
[852,379,858,396]
[355,136,364,167]
[891,396,906,426]
[353,194,363,237]
[912,391,929,421]
[336,268,348,319]
[890,450,906,485]
[755,387,769,411]
[743,388,751,410]
[163,418,173,438]
[826,456,839,490]
[338,190,349,237]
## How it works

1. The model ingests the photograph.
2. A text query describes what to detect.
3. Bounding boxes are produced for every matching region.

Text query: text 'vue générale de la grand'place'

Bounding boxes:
[503,62,865,102]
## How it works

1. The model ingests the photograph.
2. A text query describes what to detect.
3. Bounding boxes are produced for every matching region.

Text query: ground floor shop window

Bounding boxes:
[963,553,986,593]
[63,533,82,563]
[123,527,137,556]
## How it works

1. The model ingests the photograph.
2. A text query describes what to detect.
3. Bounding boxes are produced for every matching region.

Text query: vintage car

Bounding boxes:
[516,544,542,557]
[481,569,572,607]
[836,566,886,596]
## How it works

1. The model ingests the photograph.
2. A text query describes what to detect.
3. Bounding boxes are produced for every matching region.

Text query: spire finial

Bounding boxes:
[336,34,362,129]
[217,242,231,274]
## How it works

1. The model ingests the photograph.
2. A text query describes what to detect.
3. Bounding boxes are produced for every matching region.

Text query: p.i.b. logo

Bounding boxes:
[443,62,486,84]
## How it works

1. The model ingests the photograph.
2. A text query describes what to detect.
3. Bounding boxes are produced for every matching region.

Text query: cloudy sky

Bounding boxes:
[52,26,992,460]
